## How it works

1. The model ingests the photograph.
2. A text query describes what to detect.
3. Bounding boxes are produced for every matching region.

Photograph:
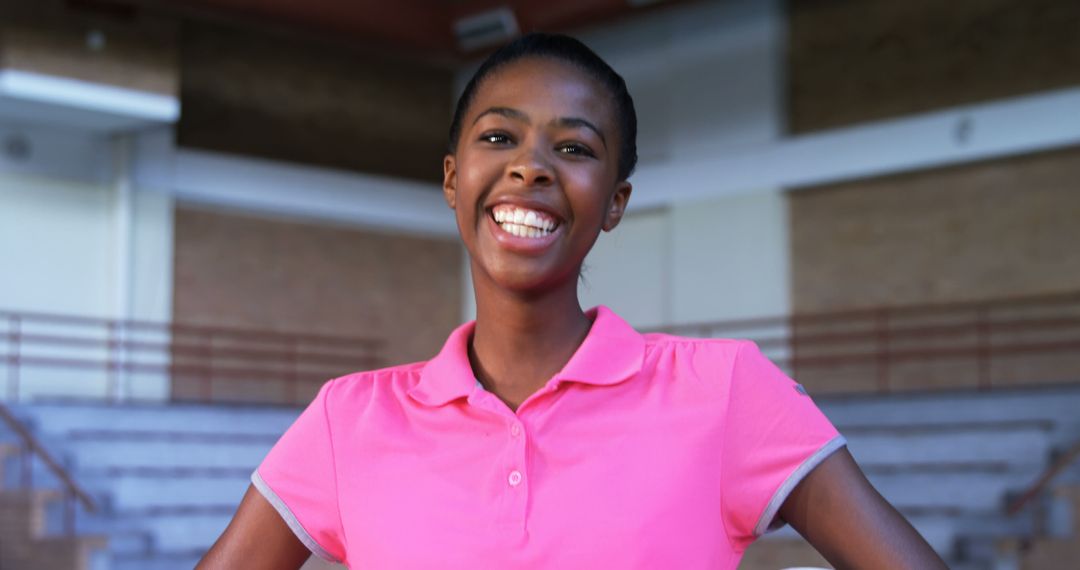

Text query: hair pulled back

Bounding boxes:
[448,33,638,182]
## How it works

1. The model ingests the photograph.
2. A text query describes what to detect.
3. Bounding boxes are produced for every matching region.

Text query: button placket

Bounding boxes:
[499,416,530,531]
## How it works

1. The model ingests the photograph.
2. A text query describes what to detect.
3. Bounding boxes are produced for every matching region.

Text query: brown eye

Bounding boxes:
[481,132,512,144]
[558,143,595,157]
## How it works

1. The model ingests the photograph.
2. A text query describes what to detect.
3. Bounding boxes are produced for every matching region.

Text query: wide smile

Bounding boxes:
[486,204,564,253]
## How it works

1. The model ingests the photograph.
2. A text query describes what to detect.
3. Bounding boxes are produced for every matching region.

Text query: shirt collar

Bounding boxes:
[408,305,645,407]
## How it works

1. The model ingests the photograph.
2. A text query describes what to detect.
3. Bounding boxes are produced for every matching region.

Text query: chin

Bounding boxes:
[485,262,578,297]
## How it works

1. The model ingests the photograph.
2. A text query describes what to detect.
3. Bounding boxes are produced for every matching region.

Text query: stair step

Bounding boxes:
[844,427,1051,467]
[65,438,273,470]
[13,401,301,438]
[77,508,234,552]
[80,469,250,512]
[870,470,1038,511]
[111,550,206,570]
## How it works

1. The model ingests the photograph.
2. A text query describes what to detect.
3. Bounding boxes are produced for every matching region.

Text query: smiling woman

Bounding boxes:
[197,33,948,570]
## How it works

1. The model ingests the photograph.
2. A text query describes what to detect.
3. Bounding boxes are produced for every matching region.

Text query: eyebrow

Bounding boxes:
[472,106,607,149]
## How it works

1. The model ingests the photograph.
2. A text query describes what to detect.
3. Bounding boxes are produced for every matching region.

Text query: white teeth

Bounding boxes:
[498,222,552,239]
[491,206,559,235]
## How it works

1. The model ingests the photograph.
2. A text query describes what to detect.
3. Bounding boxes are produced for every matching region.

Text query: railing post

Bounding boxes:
[64,489,75,535]
[789,314,799,380]
[7,315,20,401]
[976,305,990,390]
[204,332,214,403]
[105,321,118,403]
[876,308,890,393]
[288,339,299,405]
[20,443,31,488]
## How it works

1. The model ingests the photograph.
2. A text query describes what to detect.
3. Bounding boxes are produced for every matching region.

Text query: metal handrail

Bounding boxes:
[1007,440,1080,516]
[0,308,383,348]
[651,289,1080,333]
[0,401,97,534]
[1,307,385,405]
[654,289,1080,393]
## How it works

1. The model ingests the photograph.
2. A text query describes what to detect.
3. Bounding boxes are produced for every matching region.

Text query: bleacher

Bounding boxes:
[7,386,1080,570]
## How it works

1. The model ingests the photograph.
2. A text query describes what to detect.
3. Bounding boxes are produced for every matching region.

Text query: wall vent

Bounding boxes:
[454,7,519,52]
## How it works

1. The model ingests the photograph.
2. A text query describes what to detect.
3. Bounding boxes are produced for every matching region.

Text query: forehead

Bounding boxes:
[468,58,616,130]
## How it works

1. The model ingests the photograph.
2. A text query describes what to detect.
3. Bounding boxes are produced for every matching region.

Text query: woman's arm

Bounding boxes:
[196,484,314,570]
[779,447,949,569]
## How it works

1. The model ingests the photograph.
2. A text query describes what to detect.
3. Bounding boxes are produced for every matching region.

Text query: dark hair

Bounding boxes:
[448,33,638,181]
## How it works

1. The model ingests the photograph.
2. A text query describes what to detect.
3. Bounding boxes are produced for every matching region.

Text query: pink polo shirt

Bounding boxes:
[253,306,844,569]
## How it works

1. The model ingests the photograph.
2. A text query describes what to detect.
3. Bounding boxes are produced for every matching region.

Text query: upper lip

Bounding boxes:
[485,196,566,224]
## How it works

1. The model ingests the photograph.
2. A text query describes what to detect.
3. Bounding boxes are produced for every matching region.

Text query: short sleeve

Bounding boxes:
[720,341,846,551]
[252,380,346,563]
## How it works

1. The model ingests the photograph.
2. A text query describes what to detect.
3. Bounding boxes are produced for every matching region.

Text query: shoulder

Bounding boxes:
[639,333,758,384]
[642,332,752,362]
[317,360,428,413]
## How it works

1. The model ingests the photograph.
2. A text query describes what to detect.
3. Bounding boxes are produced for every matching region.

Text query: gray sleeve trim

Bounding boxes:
[251,469,342,563]
[752,435,848,537]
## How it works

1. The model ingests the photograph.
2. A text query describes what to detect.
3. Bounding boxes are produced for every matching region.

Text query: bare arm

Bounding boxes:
[779,448,948,570]
[197,484,314,570]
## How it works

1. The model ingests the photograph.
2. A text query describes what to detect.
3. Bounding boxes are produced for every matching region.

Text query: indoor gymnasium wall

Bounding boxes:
[787,0,1080,133]
[171,206,462,403]
[789,146,1080,312]
[783,0,1080,393]
[788,146,1080,392]
[527,0,791,330]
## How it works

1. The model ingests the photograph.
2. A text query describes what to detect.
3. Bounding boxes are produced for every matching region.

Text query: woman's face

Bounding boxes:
[443,57,632,296]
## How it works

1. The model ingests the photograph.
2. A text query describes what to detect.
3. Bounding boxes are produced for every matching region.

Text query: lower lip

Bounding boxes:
[486,214,561,254]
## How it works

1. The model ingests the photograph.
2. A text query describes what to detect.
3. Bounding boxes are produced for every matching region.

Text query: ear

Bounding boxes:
[601,181,632,232]
[442,154,458,209]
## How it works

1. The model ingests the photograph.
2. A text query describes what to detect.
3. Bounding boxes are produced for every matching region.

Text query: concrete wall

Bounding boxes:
[0,161,174,400]
[557,0,791,329]
[0,171,114,316]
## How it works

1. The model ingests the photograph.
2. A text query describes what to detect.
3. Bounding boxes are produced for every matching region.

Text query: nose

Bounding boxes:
[507,144,554,187]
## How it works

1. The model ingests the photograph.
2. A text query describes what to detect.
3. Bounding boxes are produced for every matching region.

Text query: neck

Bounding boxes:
[468,264,593,411]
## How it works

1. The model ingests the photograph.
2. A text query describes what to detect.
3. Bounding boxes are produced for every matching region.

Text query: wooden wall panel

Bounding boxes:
[789,147,1080,393]
[790,147,1080,312]
[788,0,1080,132]
[178,22,453,182]
[0,2,177,95]
[172,206,462,404]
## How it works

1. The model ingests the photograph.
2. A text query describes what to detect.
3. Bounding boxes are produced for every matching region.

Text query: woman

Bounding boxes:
[199,34,946,569]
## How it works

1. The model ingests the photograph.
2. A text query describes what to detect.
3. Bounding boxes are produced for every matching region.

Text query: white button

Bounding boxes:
[510,424,522,437]
[508,470,523,486]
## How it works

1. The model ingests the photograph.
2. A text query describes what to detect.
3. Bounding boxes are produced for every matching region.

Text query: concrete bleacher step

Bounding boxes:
[12,400,302,437]
[868,468,1039,511]
[0,487,110,570]
[80,468,251,512]
[62,435,275,471]
[11,400,306,568]
[841,421,1052,467]
[110,550,205,570]
[818,387,1080,447]
[77,506,235,553]
[11,390,1079,569]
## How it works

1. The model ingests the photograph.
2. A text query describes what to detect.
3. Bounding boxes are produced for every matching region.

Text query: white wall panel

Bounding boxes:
[0,172,113,316]
[579,208,670,328]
